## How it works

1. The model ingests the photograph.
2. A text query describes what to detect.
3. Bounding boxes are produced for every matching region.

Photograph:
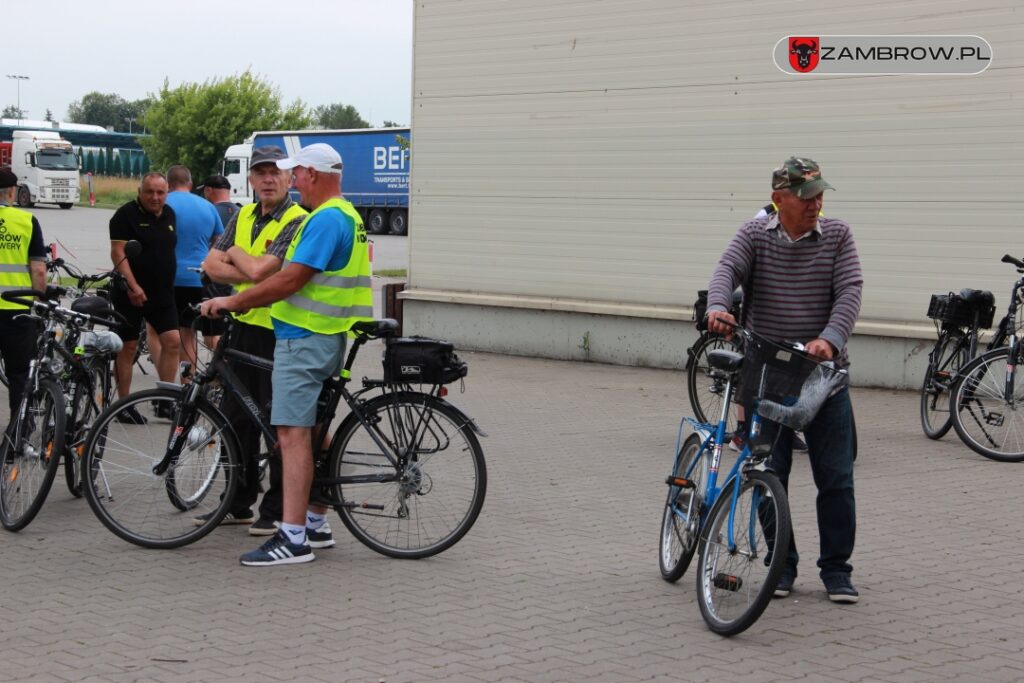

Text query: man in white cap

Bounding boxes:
[201,143,373,566]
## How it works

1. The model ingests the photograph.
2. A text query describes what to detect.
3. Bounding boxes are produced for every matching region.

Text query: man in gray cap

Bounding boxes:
[705,156,863,604]
[200,174,240,228]
[199,146,308,535]
[0,167,47,413]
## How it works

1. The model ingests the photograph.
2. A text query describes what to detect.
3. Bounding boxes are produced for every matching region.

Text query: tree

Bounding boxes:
[311,102,370,129]
[45,109,54,122]
[2,105,25,118]
[382,120,404,128]
[140,71,310,179]
[67,91,153,131]
[96,149,107,175]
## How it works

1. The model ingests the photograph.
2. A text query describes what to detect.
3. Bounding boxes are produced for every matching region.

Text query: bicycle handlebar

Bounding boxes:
[1,288,125,330]
[1001,254,1024,271]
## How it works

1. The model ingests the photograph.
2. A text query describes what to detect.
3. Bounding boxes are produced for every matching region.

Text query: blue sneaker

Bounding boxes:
[239,530,314,566]
[307,522,336,549]
[823,574,860,604]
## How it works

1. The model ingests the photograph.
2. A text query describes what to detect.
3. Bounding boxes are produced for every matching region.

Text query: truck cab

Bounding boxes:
[10,130,81,209]
[221,141,254,205]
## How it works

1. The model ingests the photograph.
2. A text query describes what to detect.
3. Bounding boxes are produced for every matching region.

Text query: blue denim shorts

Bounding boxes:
[270,334,346,427]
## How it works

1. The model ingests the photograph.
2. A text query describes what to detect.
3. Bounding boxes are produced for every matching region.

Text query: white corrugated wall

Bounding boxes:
[404,0,1024,386]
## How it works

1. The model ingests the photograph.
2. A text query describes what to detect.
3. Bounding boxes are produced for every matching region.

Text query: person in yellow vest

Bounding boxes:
[202,143,372,566]
[0,167,47,414]
[199,146,307,535]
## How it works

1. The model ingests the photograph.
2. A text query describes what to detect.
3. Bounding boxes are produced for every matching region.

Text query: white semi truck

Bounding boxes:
[2,130,81,209]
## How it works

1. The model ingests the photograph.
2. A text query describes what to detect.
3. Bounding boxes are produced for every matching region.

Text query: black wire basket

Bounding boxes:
[739,330,846,431]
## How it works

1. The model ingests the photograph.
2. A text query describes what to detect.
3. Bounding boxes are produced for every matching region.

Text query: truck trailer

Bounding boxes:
[1,130,81,209]
[222,127,410,235]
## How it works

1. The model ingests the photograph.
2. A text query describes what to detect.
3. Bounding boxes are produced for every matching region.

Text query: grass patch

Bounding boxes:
[374,268,407,278]
[78,176,139,209]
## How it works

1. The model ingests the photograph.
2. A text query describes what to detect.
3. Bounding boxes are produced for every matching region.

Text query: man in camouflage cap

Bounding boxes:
[705,155,863,604]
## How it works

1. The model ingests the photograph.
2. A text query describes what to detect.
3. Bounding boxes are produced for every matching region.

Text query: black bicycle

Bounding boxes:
[948,255,1024,461]
[0,287,123,530]
[82,316,488,555]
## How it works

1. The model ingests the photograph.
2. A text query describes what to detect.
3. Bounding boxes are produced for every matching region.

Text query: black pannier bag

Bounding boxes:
[694,288,744,332]
[383,336,468,385]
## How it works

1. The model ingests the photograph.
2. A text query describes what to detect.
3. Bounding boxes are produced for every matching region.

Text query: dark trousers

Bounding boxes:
[0,311,38,415]
[761,387,856,579]
[220,321,282,520]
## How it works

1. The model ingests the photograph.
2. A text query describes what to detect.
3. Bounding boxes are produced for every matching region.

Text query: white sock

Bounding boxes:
[280,522,305,545]
[306,511,326,530]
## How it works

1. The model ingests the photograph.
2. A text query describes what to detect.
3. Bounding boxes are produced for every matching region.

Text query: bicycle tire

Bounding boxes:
[0,355,6,388]
[950,347,1024,462]
[328,392,486,559]
[64,359,112,498]
[695,469,791,636]
[660,433,707,582]
[686,333,740,430]
[920,329,966,440]
[82,388,242,548]
[0,379,66,531]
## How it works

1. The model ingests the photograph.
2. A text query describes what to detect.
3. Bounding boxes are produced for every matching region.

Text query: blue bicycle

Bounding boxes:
[660,326,845,635]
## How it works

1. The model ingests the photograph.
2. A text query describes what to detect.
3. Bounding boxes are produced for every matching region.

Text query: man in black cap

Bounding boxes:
[0,167,48,414]
[198,147,308,534]
[200,174,240,229]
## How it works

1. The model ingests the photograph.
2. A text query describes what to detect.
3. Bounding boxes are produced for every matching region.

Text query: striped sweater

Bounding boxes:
[706,215,863,365]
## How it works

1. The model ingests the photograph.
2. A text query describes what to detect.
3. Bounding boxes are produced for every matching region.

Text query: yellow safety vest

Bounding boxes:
[232,202,308,329]
[270,197,373,335]
[0,206,35,310]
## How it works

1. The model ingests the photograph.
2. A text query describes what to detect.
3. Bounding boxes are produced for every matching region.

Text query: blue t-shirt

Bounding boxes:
[166,191,224,287]
[272,206,356,340]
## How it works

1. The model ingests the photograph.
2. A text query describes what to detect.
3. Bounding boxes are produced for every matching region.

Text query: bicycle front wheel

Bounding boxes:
[660,433,708,582]
[696,470,791,636]
[328,392,486,559]
[687,334,739,429]
[920,330,966,440]
[82,388,241,548]
[0,379,66,531]
[951,347,1024,462]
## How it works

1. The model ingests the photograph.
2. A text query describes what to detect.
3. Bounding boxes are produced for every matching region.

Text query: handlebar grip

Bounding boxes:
[1001,254,1024,268]
[0,288,47,306]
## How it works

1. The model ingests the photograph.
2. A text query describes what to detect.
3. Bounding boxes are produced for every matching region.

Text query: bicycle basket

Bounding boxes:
[926,292,995,329]
[383,336,468,385]
[740,332,846,431]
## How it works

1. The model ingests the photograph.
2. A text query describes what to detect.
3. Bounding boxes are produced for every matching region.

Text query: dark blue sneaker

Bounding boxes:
[306,522,335,549]
[774,569,796,598]
[239,530,314,566]
[823,574,859,603]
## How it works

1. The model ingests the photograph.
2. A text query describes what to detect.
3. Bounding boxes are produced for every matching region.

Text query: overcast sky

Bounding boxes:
[4,0,413,127]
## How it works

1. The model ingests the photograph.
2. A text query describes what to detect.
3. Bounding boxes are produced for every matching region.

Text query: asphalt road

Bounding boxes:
[29,203,410,273]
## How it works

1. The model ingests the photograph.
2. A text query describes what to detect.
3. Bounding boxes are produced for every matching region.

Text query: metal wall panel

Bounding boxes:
[410,0,1023,330]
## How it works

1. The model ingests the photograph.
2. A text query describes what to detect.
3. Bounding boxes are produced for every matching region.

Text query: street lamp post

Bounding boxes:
[6,74,29,124]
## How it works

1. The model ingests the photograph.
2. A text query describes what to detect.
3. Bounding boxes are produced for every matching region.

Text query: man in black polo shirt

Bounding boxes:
[109,171,181,423]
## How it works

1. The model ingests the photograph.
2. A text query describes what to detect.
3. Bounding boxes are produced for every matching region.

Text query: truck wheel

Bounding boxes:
[58,203,73,210]
[367,209,387,235]
[388,209,408,236]
[17,186,34,208]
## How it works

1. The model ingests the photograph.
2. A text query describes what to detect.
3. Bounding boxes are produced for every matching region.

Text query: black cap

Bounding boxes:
[250,146,287,168]
[200,174,231,190]
[0,167,17,189]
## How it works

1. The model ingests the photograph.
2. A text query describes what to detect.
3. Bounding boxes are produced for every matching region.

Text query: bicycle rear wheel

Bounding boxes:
[687,334,739,429]
[64,359,112,497]
[0,379,66,531]
[660,433,707,582]
[696,470,791,636]
[920,329,966,439]
[951,347,1024,462]
[82,388,241,548]
[328,392,486,559]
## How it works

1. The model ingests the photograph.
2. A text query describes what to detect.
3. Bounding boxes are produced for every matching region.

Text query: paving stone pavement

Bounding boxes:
[2,344,1024,682]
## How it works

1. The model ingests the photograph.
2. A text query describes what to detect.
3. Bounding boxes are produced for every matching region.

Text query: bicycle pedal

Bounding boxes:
[713,573,743,592]
[665,475,695,489]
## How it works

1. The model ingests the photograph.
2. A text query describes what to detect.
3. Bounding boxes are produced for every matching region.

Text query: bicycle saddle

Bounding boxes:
[71,295,114,317]
[707,349,743,372]
[958,288,994,308]
[350,319,399,337]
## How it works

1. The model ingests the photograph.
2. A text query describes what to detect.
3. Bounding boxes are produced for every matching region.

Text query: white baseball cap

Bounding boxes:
[276,143,343,174]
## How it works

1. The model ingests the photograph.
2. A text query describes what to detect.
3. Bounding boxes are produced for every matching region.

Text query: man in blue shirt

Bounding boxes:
[165,165,224,381]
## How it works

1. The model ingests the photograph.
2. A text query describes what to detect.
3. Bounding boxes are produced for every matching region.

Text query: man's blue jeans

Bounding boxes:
[759,386,856,579]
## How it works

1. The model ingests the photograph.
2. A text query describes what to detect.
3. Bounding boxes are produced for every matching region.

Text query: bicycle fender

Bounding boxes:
[155,381,184,392]
[432,396,488,437]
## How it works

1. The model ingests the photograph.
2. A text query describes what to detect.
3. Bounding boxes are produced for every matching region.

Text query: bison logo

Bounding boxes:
[789,37,820,72]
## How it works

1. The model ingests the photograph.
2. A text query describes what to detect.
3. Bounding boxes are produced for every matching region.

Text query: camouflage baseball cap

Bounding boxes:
[771,156,834,198]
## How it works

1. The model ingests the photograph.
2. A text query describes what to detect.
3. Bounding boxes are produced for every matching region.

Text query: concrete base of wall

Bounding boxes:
[403,300,936,390]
